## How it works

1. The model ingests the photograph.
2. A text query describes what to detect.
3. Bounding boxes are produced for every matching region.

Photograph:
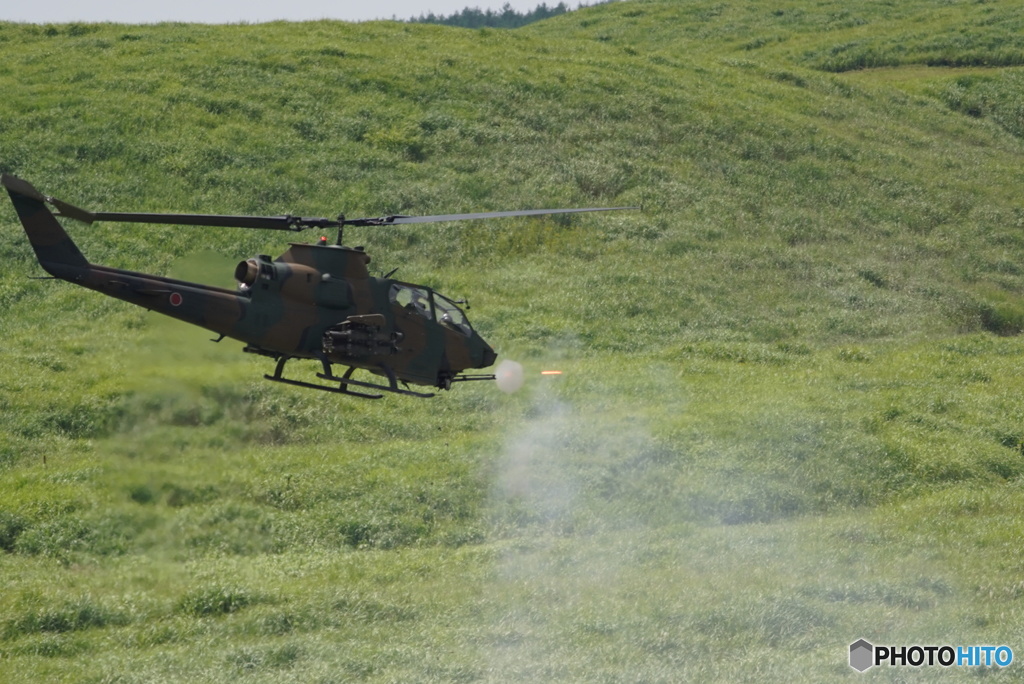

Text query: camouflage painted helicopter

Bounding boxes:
[4,174,631,398]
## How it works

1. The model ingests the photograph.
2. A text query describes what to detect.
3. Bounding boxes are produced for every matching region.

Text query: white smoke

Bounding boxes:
[494,359,526,394]
[481,370,661,677]
[493,388,577,533]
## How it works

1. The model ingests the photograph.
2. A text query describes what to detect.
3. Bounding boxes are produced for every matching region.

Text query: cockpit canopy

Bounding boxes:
[388,283,472,336]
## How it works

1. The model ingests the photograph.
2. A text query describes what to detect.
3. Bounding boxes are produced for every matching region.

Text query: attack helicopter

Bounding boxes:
[3,174,632,398]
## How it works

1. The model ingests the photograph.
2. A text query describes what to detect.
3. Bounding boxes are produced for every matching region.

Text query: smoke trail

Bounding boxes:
[493,389,577,534]
[481,371,661,677]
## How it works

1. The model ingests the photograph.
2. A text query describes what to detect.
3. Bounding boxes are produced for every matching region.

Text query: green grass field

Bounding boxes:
[3,1,1024,680]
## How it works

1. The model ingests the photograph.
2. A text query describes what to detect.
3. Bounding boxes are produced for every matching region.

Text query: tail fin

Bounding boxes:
[3,174,89,272]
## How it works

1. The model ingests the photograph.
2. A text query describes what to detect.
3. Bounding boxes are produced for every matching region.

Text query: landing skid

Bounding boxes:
[263,356,435,399]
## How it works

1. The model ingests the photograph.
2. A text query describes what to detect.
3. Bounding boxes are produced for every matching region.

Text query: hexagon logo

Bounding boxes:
[850,639,874,672]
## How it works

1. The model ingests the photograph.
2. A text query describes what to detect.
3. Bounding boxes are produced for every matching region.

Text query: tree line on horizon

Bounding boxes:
[407,2,610,29]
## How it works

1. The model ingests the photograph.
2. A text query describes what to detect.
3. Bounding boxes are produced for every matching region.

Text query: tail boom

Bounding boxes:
[4,174,248,341]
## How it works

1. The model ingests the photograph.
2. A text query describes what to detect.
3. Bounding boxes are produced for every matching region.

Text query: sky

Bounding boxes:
[1,1,551,24]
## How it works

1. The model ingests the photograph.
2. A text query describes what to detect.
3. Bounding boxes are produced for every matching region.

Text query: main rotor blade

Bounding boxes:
[0,175,332,231]
[348,206,639,226]
[84,212,335,231]
[80,206,639,229]
[4,174,638,232]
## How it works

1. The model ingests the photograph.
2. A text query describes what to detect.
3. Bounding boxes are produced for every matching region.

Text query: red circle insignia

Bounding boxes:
[169,292,183,307]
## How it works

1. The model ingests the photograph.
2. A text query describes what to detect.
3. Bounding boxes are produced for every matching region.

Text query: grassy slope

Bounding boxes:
[2,1,1024,680]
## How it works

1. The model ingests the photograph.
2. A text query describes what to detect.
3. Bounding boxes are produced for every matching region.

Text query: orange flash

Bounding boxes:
[540,370,563,376]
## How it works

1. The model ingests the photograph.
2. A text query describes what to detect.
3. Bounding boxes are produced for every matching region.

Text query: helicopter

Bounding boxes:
[3,173,633,399]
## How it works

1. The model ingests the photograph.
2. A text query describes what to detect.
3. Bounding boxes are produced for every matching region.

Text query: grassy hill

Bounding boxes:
[2,1,1024,680]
